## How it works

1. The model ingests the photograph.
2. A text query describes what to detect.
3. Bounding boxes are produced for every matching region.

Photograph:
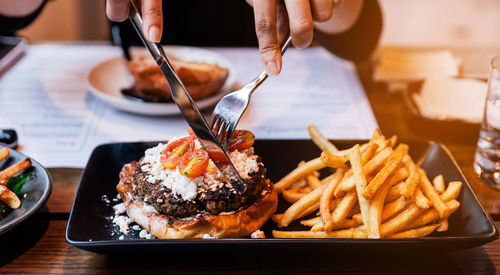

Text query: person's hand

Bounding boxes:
[106,0,163,43]
[247,0,339,76]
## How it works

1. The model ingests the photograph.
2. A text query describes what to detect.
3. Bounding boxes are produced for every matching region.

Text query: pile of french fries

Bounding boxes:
[272,126,462,239]
[0,147,32,213]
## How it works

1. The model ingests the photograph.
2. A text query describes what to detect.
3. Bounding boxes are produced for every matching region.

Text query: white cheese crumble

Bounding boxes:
[163,168,200,200]
[250,230,265,239]
[118,235,124,240]
[113,203,126,215]
[112,215,132,234]
[112,193,121,202]
[101,195,111,204]
[202,234,217,239]
[228,150,259,179]
[139,229,154,239]
[132,225,141,231]
[140,142,261,200]
[141,143,174,185]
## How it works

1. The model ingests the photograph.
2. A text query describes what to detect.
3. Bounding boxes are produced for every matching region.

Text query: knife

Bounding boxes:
[127,0,246,193]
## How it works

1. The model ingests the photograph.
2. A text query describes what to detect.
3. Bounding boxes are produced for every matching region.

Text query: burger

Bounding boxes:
[125,54,229,102]
[116,129,277,238]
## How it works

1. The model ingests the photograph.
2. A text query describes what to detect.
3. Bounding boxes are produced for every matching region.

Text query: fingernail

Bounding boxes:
[148,26,161,43]
[265,60,280,76]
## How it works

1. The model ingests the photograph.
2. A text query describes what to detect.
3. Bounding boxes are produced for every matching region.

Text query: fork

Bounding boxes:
[211,35,292,149]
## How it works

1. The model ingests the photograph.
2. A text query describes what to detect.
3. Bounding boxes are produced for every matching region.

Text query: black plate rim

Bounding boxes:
[0,148,53,235]
[435,142,498,240]
[66,139,498,248]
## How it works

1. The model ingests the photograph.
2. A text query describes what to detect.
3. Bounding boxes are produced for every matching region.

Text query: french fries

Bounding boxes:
[0,185,21,209]
[282,188,308,203]
[308,124,338,154]
[272,127,463,239]
[401,155,419,198]
[363,144,409,200]
[306,174,323,190]
[320,169,345,231]
[381,196,406,222]
[0,148,9,162]
[0,158,32,185]
[320,152,350,169]
[414,187,431,209]
[0,149,33,218]
[388,224,438,238]
[337,147,393,192]
[419,169,452,219]
[433,175,445,194]
[274,158,326,192]
[350,145,374,236]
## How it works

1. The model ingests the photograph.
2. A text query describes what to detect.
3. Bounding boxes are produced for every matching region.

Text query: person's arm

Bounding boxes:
[0,0,47,36]
[314,0,383,62]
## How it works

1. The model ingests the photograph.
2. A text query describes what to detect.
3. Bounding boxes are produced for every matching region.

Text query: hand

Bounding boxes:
[106,0,163,43]
[247,0,338,76]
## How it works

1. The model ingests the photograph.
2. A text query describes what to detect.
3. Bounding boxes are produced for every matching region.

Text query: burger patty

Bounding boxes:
[133,162,267,217]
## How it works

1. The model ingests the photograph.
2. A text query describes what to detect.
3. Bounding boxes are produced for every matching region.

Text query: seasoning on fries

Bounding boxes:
[272,126,463,239]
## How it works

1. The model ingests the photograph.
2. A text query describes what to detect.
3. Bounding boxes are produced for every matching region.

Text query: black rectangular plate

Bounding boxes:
[66,139,497,254]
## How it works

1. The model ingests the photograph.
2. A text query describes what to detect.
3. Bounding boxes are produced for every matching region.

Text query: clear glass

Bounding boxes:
[474,55,500,190]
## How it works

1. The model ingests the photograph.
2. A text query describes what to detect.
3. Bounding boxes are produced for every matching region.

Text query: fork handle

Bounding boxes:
[245,35,292,92]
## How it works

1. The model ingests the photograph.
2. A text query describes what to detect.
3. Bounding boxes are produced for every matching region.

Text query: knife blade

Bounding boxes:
[127,0,246,193]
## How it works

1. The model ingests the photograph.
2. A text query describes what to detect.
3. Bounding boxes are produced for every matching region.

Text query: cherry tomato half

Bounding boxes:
[179,149,209,178]
[187,127,197,139]
[161,136,195,169]
[228,130,255,151]
[204,143,229,164]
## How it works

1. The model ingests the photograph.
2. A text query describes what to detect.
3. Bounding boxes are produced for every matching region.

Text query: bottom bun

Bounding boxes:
[117,161,278,239]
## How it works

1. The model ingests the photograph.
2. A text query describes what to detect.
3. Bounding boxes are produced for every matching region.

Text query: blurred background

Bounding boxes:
[17,0,500,47]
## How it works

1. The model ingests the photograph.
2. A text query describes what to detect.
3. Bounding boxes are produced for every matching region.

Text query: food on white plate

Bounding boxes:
[272,125,462,239]
[116,129,277,239]
[0,147,33,219]
[125,54,229,102]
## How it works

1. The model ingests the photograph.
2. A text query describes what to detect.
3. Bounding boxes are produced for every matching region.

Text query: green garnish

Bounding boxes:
[7,172,33,195]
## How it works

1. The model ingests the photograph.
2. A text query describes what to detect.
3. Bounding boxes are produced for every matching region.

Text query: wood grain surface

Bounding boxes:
[0,219,499,274]
[3,47,500,274]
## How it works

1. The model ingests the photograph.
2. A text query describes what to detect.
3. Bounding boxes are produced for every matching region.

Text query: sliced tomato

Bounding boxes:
[228,130,255,151]
[179,149,209,178]
[187,127,197,139]
[161,136,195,169]
[204,143,229,164]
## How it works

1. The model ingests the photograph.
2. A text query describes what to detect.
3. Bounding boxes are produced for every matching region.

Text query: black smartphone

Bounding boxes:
[0,36,27,73]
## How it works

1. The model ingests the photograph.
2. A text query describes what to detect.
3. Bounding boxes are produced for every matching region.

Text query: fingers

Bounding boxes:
[106,0,130,22]
[309,0,333,22]
[276,2,290,43]
[141,0,163,43]
[284,0,314,48]
[253,0,281,75]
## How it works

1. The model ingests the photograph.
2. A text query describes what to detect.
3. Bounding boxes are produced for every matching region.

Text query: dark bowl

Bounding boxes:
[0,147,52,235]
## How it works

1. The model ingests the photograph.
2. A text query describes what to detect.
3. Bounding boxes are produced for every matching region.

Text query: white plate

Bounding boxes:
[86,46,237,116]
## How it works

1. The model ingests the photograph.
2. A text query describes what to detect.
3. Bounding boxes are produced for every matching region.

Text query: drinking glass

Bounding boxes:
[474,55,500,190]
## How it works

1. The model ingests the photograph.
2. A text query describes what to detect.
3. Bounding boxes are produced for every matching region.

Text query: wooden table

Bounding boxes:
[2,47,500,274]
